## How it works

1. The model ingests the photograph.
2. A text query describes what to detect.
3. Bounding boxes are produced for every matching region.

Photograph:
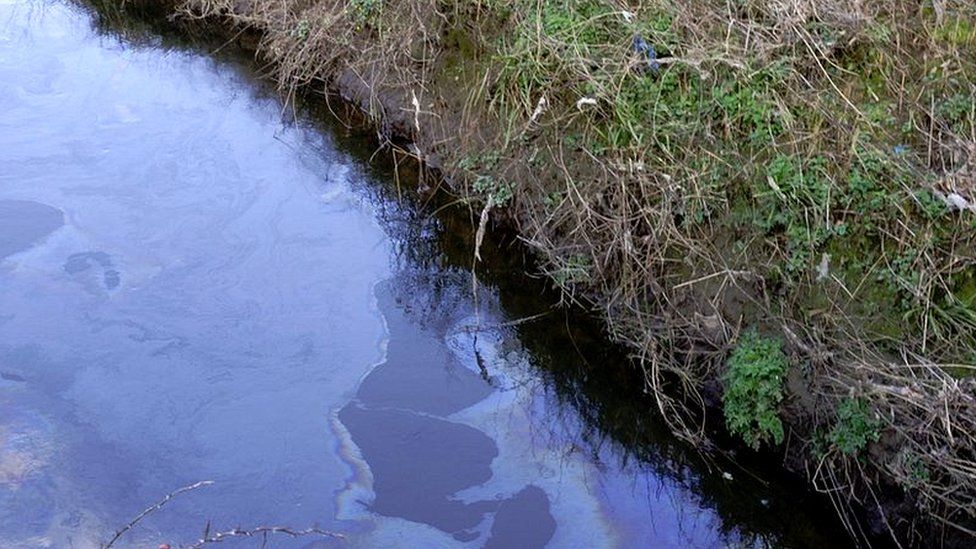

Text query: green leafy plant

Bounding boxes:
[901,451,931,484]
[473,174,513,206]
[938,92,973,132]
[291,19,310,40]
[540,0,615,47]
[552,253,592,286]
[723,330,789,449]
[914,188,948,219]
[349,0,382,23]
[828,397,881,456]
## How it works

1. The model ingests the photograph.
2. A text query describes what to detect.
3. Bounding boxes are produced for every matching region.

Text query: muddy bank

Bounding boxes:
[78,1,976,546]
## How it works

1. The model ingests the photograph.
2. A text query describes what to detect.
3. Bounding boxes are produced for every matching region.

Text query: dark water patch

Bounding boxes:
[0,200,63,260]
[356,282,492,416]
[484,485,556,549]
[63,251,110,273]
[63,251,120,289]
[0,372,26,383]
[339,276,559,545]
[337,403,498,537]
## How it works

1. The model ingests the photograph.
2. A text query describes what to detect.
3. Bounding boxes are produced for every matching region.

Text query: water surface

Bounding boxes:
[0,2,849,547]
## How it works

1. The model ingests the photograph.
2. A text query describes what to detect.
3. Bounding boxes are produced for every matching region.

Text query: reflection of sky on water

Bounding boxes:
[1,2,390,545]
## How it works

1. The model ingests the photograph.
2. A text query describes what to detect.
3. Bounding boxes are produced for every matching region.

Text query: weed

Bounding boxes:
[552,253,592,286]
[846,146,891,214]
[540,0,614,47]
[828,398,881,456]
[349,0,382,24]
[723,330,789,450]
[544,190,564,208]
[710,72,783,147]
[292,18,310,40]
[473,174,513,206]
[914,189,948,220]
[893,449,932,489]
[938,92,974,132]
[457,150,501,172]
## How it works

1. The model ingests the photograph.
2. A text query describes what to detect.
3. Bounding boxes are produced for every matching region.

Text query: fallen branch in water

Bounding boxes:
[104,479,344,548]
[104,480,214,548]
[458,311,552,333]
[188,525,344,547]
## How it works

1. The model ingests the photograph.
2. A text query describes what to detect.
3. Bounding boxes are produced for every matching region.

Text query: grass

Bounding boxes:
[483,0,976,361]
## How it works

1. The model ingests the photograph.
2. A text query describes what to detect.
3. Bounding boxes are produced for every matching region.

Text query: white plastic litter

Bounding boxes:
[575,97,598,110]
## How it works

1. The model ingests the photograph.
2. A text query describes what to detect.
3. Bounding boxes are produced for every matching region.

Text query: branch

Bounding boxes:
[188,526,344,547]
[103,480,214,549]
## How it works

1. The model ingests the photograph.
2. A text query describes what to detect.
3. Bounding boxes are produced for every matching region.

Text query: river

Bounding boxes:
[0,1,847,547]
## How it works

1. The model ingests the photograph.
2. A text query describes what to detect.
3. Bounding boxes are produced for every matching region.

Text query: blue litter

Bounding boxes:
[632,35,660,73]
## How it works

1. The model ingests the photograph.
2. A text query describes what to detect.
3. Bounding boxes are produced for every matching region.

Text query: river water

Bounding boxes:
[0,2,847,547]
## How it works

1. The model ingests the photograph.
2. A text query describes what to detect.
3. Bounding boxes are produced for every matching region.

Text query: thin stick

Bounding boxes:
[188,526,343,548]
[103,480,214,549]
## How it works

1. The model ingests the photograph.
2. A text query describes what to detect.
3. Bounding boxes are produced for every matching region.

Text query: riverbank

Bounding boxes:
[82,1,976,545]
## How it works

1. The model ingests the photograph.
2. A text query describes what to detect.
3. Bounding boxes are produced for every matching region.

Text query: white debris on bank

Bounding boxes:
[945,192,975,212]
[923,188,976,214]
[575,97,598,110]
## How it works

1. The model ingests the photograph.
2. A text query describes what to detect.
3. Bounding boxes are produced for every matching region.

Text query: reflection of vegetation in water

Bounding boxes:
[77,0,172,40]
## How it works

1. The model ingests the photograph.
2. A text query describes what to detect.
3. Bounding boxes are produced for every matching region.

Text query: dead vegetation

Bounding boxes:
[90,0,975,545]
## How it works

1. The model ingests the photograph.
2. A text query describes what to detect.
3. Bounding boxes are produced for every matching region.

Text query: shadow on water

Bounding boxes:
[39,2,862,546]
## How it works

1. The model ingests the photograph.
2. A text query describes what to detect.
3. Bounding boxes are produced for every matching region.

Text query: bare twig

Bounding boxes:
[188,525,343,547]
[103,480,214,548]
